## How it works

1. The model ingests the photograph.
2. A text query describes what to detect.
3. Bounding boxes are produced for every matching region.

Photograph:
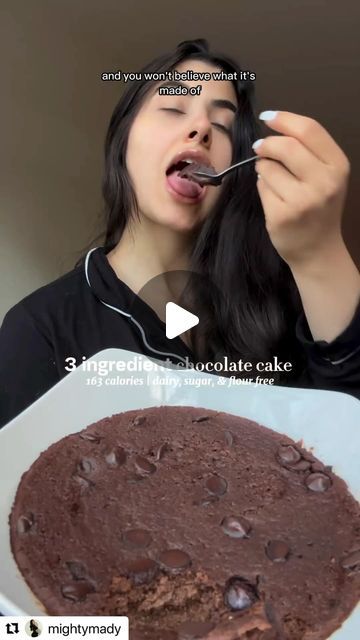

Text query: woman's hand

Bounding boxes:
[253,111,360,344]
[253,111,351,268]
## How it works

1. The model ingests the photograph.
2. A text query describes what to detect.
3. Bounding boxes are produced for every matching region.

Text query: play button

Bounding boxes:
[165,302,199,339]
[128,268,227,369]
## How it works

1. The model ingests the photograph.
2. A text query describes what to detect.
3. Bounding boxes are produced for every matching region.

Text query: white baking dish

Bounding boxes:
[0,348,359,638]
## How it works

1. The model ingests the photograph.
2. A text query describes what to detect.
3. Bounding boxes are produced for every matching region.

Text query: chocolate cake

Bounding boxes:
[10,406,360,639]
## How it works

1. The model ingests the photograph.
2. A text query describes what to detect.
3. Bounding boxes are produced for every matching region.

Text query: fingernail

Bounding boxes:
[252,138,264,151]
[259,110,278,121]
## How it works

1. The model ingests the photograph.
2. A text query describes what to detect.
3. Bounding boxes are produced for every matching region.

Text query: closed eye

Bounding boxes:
[212,123,232,136]
[160,108,184,114]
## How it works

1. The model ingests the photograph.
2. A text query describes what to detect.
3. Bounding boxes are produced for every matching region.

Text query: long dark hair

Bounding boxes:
[77,39,305,383]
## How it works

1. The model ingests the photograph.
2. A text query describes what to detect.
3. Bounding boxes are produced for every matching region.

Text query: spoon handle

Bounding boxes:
[218,154,259,178]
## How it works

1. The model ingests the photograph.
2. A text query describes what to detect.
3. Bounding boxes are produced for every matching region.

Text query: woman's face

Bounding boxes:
[126,59,237,234]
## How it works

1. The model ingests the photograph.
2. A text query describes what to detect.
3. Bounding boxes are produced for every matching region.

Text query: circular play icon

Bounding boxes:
[128,269,226,370]
[165,301,199,339]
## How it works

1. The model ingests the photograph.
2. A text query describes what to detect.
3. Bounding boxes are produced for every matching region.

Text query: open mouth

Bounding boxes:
[165,160,205,201]
[165,159,194,177]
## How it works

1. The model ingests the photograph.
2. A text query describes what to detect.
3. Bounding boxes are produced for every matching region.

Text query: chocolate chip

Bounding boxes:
[277,445,301,466]
[79,432,101,443]
[305,473,332,492]
[288,459,311,472]
[224,430,235,447]
[224,577,257,611]
[61,580,95,601]
[159,549,191,571]
[122,528,152,549]
[16,514,35,534]
[105,447,127,467]
[221,516,251,539]
[133,415,147,426]
[177,620,215,639]
[125,558,158,585]
[73,475,93,493]
[134,455,157,475]
[341,550,360,571]
[192,416,209,423]
[78,458,96,474]
[205,475,228,496]
[153,443,169,461]
[266,540,290,562]
[66,561,87,580]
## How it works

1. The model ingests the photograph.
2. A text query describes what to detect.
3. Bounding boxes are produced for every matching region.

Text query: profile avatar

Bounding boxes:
[26,619,42,637]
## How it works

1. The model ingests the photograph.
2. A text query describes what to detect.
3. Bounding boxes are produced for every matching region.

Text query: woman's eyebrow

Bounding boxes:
[154,81,237,113]
[212,98,237,114]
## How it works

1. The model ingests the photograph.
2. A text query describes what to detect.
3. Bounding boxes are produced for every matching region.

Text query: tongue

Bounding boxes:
[167,171,203,198]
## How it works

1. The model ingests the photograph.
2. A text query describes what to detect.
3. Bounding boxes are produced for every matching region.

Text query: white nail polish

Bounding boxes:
[259,110,278,121]
[252,138,264,151]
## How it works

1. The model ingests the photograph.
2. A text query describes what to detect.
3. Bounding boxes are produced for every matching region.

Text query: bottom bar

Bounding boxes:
[0,616,129,640]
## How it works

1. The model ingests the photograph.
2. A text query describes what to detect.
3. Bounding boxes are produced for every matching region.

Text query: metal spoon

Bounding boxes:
[180,154,259,186]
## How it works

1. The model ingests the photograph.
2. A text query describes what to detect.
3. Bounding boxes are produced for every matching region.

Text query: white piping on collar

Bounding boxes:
[320,344,360,365]
[84,247,189,366]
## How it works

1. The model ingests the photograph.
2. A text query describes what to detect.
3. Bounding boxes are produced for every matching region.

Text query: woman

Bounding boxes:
[0,39,359,428]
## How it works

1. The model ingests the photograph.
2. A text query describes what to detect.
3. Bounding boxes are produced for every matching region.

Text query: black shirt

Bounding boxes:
[1,246,360,428]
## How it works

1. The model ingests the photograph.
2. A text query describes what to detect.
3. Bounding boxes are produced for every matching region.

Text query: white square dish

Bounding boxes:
[1,348,359,638]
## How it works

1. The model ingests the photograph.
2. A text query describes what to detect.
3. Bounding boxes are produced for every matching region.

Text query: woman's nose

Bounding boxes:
[187,121,212,148]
